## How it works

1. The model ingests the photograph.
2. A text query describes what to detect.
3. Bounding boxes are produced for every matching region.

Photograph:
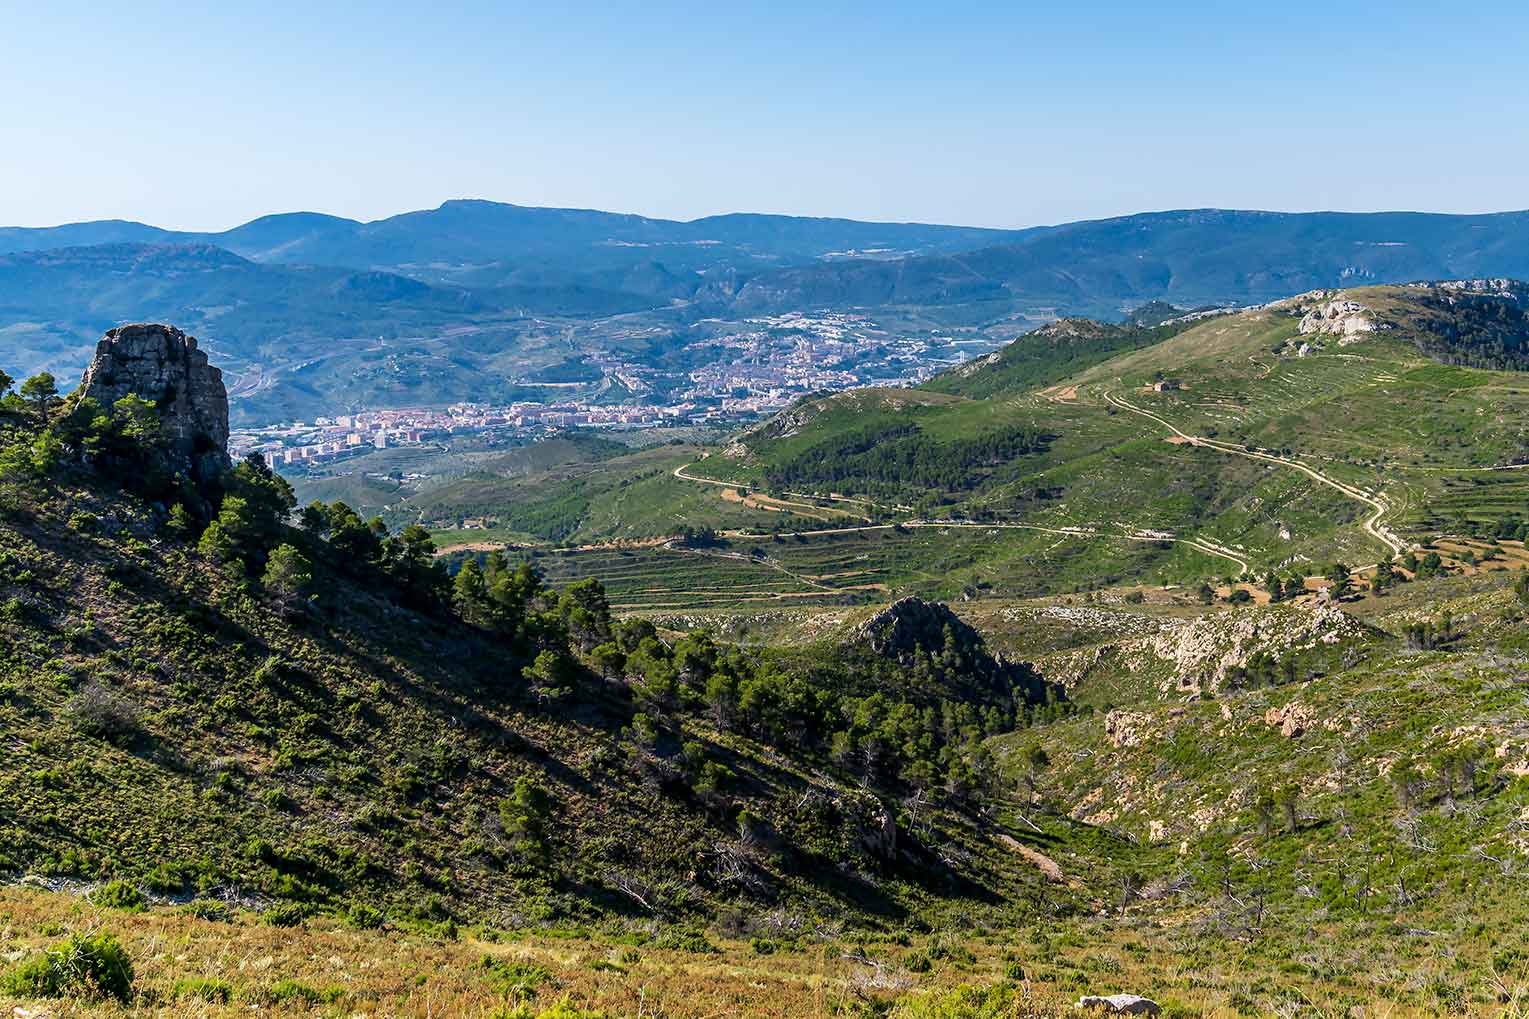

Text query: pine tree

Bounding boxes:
[452,559,490,626]
[19,372,58,422]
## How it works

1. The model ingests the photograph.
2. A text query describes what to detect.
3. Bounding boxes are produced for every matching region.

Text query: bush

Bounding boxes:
[652,927,719,954]
[88,879,145,912]
[261,903,311,928]
[268,979,344,1006]
[346,903,386,930]
[0,931,135,1003]
[481,956,556,997]
[175,976,234,1003]
[65,681,140,744]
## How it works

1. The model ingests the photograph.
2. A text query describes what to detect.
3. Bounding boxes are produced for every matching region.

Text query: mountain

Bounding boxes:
[500,282,1529,614]
[729,208,1529,318]
[8,204,1529,431]
[0,200,1030,281]
[0,243,496,420]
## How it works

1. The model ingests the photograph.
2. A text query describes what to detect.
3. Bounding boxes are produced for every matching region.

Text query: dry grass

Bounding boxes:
[4,887,1528,1017]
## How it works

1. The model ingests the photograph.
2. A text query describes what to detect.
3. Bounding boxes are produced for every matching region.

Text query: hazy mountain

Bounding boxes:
[9,204,1529,427]
[729,208,1529,317]
[0,244,490,400]
[0,200,1030,283]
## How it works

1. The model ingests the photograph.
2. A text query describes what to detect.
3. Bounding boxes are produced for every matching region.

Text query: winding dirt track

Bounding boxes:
[1103,392,1408,557]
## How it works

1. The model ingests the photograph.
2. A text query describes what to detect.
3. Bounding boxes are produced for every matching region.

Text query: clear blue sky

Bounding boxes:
[4,2,1528,230]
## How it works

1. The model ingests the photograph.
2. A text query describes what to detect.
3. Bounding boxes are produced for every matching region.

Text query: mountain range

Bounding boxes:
[7,201,1529,425]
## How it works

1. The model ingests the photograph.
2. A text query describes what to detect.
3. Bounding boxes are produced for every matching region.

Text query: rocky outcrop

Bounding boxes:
[1263,701,1317,738]
[1145,602,1374,695]
[1104,710,1154,749]
[1299,299,1377,338]
[78,323,232,484]
[1426,278,1520,298]
[858,596,986,662]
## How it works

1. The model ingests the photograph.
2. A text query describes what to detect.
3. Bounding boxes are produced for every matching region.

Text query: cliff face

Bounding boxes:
[78,323,231,484]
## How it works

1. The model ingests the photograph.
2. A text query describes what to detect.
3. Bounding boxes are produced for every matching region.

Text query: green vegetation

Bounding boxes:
[923,317,1197,400]
[0,930,134,1004]
[6,281,1529,1015]
[0,374,1091,940]
[763,420,1046,495]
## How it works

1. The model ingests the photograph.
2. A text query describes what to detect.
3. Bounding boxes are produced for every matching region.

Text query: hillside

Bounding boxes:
[492,282,1529,617]
[922,317,1197,400]
[730,209,1529,318]
[0,334,1093,943]
[4,326,1529,1016]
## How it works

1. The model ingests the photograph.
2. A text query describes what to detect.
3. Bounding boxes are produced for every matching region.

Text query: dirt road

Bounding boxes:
[1104,392,1408,557]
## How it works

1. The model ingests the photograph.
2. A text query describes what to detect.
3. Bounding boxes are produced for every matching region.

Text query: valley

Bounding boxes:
[3,260,1529,1019]
[13,3,1529,1012]
[415,284,1529,619]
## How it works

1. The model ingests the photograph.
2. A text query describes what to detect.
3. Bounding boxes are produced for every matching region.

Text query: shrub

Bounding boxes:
[652,927,719,954]
[175,976,234,1003]
[481,956,556,997]
[346,903,386,930]
[0,931,135,1003]
[268,979,344,1006]
[261,903,311,928]
[65,681,140,744]
[88,879,145,912]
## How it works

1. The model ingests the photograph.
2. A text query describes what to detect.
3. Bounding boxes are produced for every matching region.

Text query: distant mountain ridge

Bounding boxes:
[0,200,1031,279]
[8,202,1529,426]
[727,208,1529,317]
[9,204,1529,319]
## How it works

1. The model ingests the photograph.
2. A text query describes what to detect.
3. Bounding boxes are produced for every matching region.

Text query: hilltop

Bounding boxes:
[432,279,1529,628]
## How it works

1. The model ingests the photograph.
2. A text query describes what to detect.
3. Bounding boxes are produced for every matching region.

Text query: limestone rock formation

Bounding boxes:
[78,323,232,484]
[1298,299,1377,338]
[1145,601,1374,695]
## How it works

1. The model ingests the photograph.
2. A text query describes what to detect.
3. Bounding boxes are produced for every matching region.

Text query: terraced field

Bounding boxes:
[533,523,1238,612]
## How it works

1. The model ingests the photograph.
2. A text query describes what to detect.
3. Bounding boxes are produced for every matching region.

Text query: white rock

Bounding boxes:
[1077,993,1162,1015]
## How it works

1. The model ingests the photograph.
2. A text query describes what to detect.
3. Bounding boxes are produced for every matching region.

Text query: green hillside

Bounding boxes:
[0,389,1098,940]
[412,284,1529,617]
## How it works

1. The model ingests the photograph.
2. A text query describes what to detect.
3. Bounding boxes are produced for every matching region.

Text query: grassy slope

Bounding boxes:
[989,572,1529,948]
[6,574,1529,1015]
[0,455,1085,934]
[615,286,1529,598]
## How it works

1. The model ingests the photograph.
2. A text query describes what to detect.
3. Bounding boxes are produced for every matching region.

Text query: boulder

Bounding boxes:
[857,596,985,662]
[1077,994,1161,1015]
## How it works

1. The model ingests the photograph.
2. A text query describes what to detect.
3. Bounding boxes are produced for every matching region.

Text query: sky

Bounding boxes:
[4,2,1529,231]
